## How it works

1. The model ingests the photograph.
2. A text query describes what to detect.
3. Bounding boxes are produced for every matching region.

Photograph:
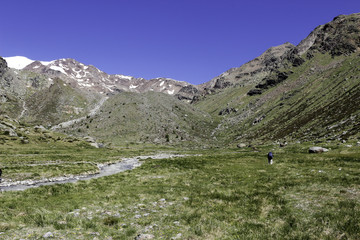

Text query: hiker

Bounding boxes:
[267,152,273,164]
[0,168,2,182]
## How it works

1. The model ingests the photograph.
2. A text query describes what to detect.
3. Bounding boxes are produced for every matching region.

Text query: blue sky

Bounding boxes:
[1,0,359,85]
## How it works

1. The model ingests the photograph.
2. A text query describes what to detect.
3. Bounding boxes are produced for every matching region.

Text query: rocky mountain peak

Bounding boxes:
[297,13,360,57]
[200,42,295,91]
[4,56,196,97]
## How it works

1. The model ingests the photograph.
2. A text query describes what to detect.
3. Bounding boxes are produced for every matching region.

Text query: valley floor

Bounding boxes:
[0,142,359,239]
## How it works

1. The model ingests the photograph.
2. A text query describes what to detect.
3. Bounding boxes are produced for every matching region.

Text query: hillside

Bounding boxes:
[58,91,215,146]
[194,13,360,146]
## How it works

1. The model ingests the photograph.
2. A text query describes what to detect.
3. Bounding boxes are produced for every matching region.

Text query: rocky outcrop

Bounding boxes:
[176,85,199,101]
[247,89,263,96]
[213,78,232,89]
[0,123,18,137]
[0,57,8,78]
[200,42,295,92]
[285,48,305,67]
[299,13,360,57]
[219,107,237,116]
[254,71,291,89]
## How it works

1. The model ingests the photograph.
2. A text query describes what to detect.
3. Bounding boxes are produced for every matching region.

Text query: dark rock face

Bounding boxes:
[253,115,265,125]
[255,71,290,89]
[0,57,8,78]
[286,48,305,67]
[247,71,291,95]
[176,85,199,101]
[176,94,193,101]
[309,14,360,56]
[178,85,199,95]
[247,89,262,96]
[219,107,237,116]
[213,78,232,89]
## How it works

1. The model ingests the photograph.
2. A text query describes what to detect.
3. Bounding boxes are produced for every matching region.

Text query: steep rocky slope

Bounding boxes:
[200,42,295,91]
[195,13,360,145]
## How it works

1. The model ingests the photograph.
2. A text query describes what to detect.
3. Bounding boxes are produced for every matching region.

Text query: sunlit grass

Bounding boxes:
[0,143,359,239]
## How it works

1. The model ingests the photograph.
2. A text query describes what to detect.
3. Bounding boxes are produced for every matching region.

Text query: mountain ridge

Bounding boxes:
[4,56,196,98]
[1,13,360,146]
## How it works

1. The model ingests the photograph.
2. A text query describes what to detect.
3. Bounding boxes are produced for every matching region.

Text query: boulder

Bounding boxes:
[90,142,99,148]
[43,232,54,238]
[135,234,155,240]
[34,125,47,133]
[309,147,329,153]
[247,89,262,96]
[237,143,247,148]
[213,78,232,89]
[84,136,96,143]
[219,107,237,116]
[20,137,29,144]
[4,128,18,137]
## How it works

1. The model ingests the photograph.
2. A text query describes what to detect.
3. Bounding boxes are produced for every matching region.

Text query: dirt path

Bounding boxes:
[0,154,188,192]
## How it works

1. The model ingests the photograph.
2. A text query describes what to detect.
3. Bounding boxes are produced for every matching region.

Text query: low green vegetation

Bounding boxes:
[0,142,359,239]
[64,91,216,147]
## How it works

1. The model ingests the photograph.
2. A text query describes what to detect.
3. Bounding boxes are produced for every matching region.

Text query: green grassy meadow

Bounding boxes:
[0,142,359,239]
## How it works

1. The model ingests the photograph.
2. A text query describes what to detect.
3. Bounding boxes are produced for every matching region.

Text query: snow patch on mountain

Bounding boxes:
[49,66,67,75]
[4,56,35,69]
[116,75,132,80]
[4,56,54,69]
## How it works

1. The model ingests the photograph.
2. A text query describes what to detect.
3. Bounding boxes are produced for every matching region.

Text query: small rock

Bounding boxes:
[84,136,96,143]
[20,139,29,144]
[3,128,17,137]
[309,147,329,153]
[43,232,54,238]
[135,234,155,240]
[237,143,247,148]
[135,214,142,219]
[90,142,99,148]
[34,125,47,133]
[345,145,352,148]
[171,233,182,240]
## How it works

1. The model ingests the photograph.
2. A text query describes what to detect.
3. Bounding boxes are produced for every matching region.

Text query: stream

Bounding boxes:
[0,154,186,192]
